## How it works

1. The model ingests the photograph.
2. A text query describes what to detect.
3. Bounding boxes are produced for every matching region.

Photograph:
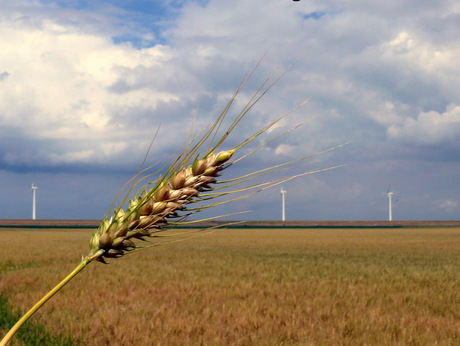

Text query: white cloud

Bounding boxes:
[0,7,190,166]
[437,199,459,213]
[274,144,294,156]
[388,104,460,145]
[382,31,460,80]
[1,1,459,158]
[49,149,96,164]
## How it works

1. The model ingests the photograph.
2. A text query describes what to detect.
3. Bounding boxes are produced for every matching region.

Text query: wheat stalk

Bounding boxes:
[0,64,343,345]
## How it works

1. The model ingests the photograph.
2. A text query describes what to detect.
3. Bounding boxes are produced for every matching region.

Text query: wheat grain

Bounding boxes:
[89,150,235,263]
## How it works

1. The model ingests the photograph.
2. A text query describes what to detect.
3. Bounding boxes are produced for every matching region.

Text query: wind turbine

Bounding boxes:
[31,183,38,220]
[387,188,394,221]
[280,187,286,221]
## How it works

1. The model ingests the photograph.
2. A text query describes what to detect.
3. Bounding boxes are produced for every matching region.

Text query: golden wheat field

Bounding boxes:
[0,227,459,345]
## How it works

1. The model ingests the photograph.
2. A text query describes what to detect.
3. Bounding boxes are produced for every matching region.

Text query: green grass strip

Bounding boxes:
[0,294,81,346]
[0,261,37,275]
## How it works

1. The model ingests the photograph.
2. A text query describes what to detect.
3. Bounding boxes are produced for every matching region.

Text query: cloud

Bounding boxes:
[0,0,459,220]
[1,1,334,174]
[274,144,295,156]
[2,0,458,169]
[388,104,460,146]
[437,199,459,213]
[0,4,192,170]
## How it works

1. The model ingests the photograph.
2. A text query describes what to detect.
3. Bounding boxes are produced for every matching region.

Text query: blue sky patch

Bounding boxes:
[303,11,326,20]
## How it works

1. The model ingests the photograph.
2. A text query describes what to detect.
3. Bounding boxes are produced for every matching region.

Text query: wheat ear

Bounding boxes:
[0,65,342,345]
[88,149,236,263]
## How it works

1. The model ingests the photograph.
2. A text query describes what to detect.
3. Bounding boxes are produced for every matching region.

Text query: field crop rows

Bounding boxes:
[0,227,459,344]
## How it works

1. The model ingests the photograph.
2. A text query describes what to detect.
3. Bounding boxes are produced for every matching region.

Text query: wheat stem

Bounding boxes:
[0,255,98,346]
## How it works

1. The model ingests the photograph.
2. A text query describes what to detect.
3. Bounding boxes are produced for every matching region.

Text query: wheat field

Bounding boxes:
[1,227,459,345]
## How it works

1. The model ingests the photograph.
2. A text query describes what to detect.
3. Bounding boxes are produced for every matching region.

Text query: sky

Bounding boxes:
[0,0,459,221]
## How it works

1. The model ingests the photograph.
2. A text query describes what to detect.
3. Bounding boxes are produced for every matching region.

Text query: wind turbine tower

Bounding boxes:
[280,187,286,222]
[387,190,394,221]
[31,183,38,220]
